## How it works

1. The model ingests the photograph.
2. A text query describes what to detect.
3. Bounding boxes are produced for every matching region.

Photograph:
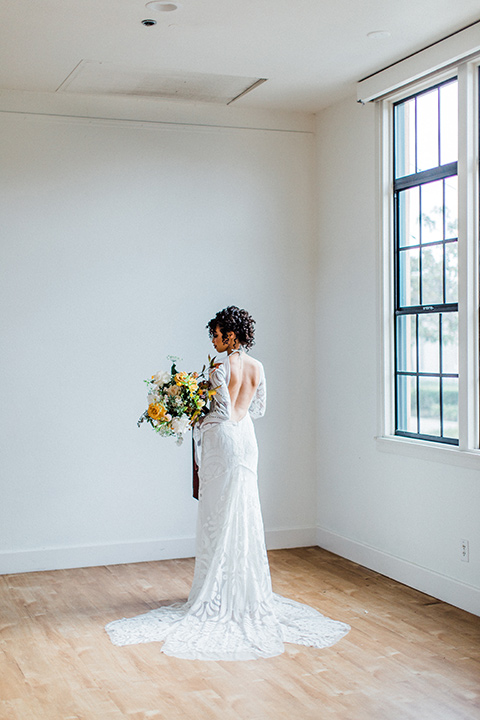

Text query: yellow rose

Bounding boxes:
[175,372,188,385]
[148,403,162,420]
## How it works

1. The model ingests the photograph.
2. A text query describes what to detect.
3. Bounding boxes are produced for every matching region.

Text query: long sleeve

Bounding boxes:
[249,364,266,419]
[205,363,231,422]
[192,362,230,471]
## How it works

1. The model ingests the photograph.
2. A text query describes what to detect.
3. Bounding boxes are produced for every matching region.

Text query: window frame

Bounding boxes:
[393,78,459,445]
[376,59,480,465]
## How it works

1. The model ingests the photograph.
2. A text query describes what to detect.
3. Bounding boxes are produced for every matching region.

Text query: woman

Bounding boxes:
[106,306,349,660]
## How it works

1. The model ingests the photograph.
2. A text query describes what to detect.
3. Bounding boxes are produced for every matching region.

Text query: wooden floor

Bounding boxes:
[0,547,479,720]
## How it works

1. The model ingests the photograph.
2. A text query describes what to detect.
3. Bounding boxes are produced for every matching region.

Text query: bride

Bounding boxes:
[106,306,350,660]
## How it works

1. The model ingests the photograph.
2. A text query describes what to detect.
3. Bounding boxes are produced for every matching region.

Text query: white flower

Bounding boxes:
[152,370,171,386]
[171,415,190,435]
[147,393,159,405]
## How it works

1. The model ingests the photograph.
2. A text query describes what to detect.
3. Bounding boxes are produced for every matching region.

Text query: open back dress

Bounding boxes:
[105,354,350,660]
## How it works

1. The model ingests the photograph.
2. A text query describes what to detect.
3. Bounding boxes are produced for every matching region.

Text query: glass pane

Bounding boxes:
[418,313,440,373]
[419,376,441,436]
[395,99,416,178]
[441,313,458,374]
[399,248,419,306]
[421,244,443,305]
[444,176,458,240]
[396,314,417,372]
[440,81,458,165]
[421,180,443,244]
[417,89,439,172]
[398,187,420,247]
[397,374,417,433]
[445,242,458,303]
[442,377,459,439]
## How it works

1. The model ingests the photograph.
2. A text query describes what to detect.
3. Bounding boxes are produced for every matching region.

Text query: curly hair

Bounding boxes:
[207,306,256,350]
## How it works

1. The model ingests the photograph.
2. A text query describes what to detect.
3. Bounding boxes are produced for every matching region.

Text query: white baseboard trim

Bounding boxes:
[316,526,480,617]
[0,538,197,575]
[0,527,317,575]
[266,526,318,550]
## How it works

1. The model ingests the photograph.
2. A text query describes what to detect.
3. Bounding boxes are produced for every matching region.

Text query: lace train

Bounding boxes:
[105,592,350,661]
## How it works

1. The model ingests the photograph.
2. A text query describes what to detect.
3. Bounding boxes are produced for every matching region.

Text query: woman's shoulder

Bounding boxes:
[228,352,263,369]
[210,358,228,375]
[241,354,265,382]
[246,355,264,372]
[209,358,228,385]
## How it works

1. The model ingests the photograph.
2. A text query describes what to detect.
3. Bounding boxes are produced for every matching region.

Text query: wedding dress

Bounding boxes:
[105,354,350,660]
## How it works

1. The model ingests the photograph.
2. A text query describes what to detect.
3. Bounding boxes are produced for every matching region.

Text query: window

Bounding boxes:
[377,56,480,456]
[393,79,459,444]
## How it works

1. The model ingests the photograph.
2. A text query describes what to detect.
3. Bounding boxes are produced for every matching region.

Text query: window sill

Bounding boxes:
[375,435,480,469]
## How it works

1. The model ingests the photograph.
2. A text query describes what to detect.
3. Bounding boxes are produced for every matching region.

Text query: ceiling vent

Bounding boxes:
[57,61,267,105]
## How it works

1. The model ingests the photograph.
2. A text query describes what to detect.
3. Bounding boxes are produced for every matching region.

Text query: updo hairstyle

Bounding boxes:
[207,306,256,350]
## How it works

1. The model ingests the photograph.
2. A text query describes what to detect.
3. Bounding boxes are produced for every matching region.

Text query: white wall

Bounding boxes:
[0,93,317,572]
[315,95,480,616]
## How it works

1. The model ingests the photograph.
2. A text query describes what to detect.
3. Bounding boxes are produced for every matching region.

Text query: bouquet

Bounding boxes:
[137,355,219,444]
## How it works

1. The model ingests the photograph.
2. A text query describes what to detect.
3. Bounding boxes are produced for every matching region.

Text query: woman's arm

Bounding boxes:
[248,365,266,419]
[205,363,231,422]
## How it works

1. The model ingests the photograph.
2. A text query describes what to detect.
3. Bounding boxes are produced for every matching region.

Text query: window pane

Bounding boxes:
[421,180,443,244]
[397,375,417,433]
[445,242,458,303]
[399,248,419,306]
[417,89,439,172]
[395,99,416,178]
[444,176,458,240]
[396,314,417,372]
[421,244,443,305]
[398,187,420,247]
[440,81,458,165]
[441,313,458,374]
[442,377,459,439]
[419,376,441,436]
[418,313,440,373]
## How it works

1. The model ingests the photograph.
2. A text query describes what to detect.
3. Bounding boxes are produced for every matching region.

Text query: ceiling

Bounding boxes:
[1,0,479,113]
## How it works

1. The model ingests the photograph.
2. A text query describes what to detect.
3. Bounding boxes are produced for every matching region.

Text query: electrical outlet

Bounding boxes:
[460,539,469,562]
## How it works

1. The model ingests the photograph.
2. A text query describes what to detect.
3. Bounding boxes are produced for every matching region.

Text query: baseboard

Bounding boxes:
[266,526,318,550]
[0,526,317,575]
[0,537,197,575]
[316,526,480,617]
[5,527,476,617]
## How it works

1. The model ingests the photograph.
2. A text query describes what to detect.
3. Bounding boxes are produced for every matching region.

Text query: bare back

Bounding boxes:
[227,352,261,422]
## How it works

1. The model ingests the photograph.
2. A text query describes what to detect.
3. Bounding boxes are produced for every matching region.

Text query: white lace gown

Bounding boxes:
[105,356,350,661]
